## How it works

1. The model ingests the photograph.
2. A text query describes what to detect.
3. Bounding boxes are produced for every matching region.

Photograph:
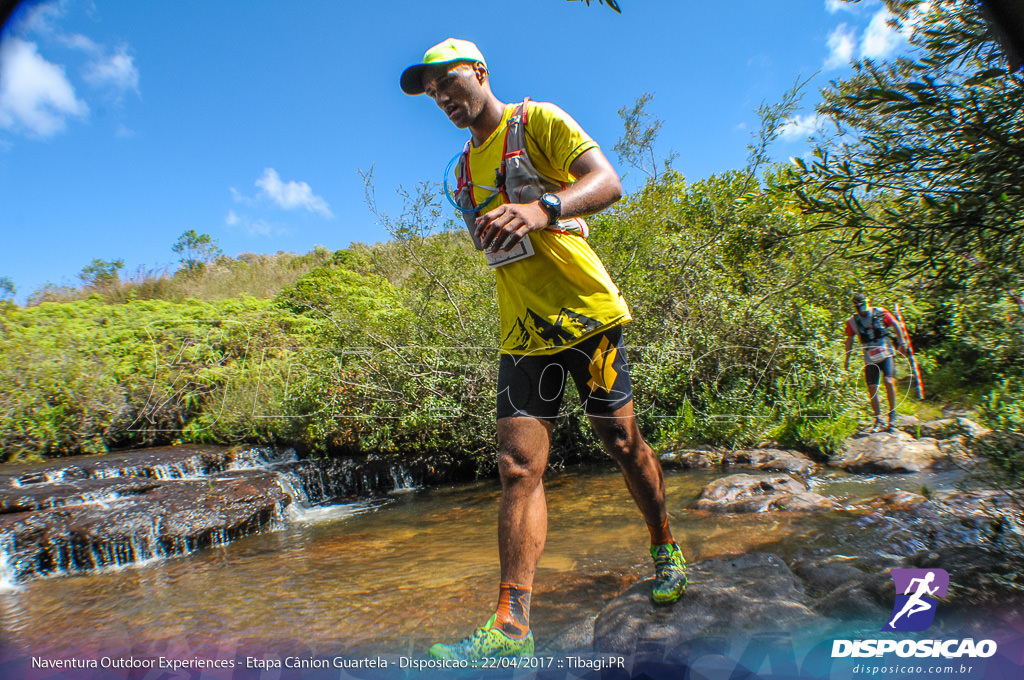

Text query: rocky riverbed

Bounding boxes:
[544,418,1024,658]
[1,417,1021,664]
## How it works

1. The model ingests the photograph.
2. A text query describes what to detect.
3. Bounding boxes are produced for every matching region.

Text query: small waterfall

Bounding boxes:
[0,446,420,584]
[0,532,17,592]
[390,465,417,493]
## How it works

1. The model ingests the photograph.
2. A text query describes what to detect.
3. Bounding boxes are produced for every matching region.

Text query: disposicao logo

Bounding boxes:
[883,568,949,632]
[831,567,999,659]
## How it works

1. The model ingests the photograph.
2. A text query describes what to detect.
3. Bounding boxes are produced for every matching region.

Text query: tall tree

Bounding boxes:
[786,0,1024,291]
[0,276,15,302]
[79,259,124,288]
[172,230,222,275]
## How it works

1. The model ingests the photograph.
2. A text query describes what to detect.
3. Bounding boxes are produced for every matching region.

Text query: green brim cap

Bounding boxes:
[400,38,486,95]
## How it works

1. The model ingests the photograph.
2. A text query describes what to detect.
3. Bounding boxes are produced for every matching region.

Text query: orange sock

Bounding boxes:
[647,518,674,546]
[494,583,531,639]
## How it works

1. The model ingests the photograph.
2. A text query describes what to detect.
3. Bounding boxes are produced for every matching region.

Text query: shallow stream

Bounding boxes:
[0,465,970,658]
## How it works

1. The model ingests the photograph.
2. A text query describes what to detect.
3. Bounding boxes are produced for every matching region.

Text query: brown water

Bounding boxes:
[0,466,968,658]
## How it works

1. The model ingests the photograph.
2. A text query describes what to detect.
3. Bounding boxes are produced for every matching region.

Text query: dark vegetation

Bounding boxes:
[1,0,1020,485]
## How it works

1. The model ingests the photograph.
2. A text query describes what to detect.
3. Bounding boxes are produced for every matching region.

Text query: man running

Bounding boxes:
[400,38,687,660]
[843,293,906,433]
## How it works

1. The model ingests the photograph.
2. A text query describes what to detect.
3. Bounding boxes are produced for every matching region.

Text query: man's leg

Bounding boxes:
[865,362,883,431]
[588,401,687,603]
[867,383,881,419]
[883,375,898,431]
[588,401,666,533]
[429,405,554,660]
[495,416,552,631]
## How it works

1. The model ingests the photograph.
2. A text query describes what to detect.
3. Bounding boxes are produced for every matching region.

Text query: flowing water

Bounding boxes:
[0,464,971,658]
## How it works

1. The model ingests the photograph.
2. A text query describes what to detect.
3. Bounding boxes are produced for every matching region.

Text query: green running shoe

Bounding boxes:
[650,542,688,604]
[428,614,534,661]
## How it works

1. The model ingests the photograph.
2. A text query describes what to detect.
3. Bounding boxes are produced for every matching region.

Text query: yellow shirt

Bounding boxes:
[462,101,631,355]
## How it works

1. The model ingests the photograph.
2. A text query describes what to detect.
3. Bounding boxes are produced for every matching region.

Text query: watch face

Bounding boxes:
[540,194,560,223]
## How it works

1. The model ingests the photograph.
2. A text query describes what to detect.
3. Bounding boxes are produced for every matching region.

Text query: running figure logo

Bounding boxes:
[883,568,949,632]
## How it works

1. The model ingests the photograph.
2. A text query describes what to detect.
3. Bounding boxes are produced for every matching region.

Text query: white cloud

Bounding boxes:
[58,33,101,53]
[825,0,852,14]
[824,23,857,69]
[14,1,66,35]
[0,38,88,137]
[225,210,239,226]
[254,168,333,218]
[861,8,904,59]
[84,47,139,94]
[246,219,277,237]
[778,113,822,141]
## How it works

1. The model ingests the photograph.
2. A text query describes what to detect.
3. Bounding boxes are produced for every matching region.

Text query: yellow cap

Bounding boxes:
[400,38,486,95]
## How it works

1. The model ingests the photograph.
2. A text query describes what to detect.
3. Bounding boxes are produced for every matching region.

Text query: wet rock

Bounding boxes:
[721,448,818,476]
[660,448,817,476]
[915,417,991,439]
[0,477,161,513]
[905,545,1024,616]
[841,488,1017,558]
[592,553,831,657]
[812,568,892,622]
[692,473,834,513]
[659,449,720,468]
[0,445,254,490]
[850,488,1016,525]
[539,616,596,654]
[811,544,1024,636]
[0,470,289,578]
[897,414,920,429]
[0,444,428,582]
[832,431,949,473]
[789,550,893,599]
[932,488,1021,522]
[849,489,929,512]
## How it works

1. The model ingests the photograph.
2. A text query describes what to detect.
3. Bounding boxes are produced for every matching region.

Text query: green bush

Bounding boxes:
[973,380,1024,485]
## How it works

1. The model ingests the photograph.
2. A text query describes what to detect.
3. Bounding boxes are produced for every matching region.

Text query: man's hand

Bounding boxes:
[475,201,550,252]
[472,146,623,253]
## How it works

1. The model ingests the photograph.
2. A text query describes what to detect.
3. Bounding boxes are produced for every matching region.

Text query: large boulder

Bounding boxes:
[693,473,834,513]
[584,545,1023,661]
[592,552,831,658]
[832,431,949,473]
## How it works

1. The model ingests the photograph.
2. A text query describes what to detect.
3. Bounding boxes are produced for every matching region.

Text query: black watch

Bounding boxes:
[538,193,561,225]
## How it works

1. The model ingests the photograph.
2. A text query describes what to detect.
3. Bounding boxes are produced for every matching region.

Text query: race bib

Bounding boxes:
[483,233,535,268]
[866,344,894,362]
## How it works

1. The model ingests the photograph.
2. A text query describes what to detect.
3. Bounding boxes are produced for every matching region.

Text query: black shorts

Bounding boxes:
[864,357,895,386]
[496,325,634,421]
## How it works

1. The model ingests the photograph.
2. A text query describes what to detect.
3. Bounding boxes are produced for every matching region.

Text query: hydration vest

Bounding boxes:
[851,308,891,345]
[454,99,589,238]
[851,307,900,365]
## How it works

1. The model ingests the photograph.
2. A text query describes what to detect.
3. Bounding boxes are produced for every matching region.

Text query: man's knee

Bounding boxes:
[497,443,545,482]
[596,420,647,462]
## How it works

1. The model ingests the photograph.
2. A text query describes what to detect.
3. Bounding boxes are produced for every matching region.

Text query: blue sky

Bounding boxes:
[0,0,913,303]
